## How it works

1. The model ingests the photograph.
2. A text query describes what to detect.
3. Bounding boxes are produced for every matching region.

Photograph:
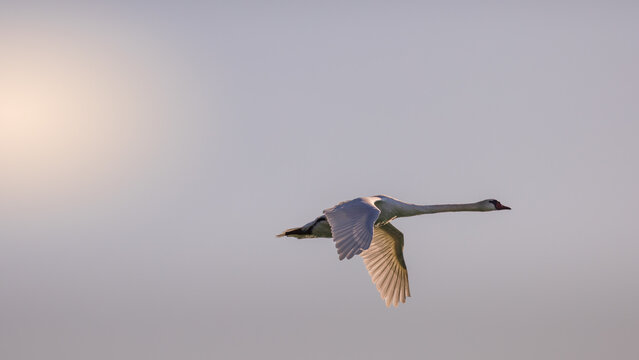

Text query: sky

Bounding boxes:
[1,2,638,359]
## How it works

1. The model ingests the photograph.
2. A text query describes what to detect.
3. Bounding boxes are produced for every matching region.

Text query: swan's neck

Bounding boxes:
[398,202,484,217]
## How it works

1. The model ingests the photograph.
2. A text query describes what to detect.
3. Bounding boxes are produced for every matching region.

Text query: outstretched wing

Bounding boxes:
[323,197,381,260]
[360,223,410,307]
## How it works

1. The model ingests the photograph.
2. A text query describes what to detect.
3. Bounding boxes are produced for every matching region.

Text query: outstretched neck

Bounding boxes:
[398,202,484,217]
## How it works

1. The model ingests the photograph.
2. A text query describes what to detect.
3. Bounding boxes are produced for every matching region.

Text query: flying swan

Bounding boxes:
[277,195,511,307]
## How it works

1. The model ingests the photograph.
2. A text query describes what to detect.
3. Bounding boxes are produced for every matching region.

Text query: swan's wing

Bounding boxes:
[323,197,381,260]
[360,223,410,307]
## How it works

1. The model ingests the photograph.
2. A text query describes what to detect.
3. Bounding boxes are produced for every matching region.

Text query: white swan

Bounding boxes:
[277,195,511,307]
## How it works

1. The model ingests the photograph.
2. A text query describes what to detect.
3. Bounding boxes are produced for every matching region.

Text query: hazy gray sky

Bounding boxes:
[1,2,638,359]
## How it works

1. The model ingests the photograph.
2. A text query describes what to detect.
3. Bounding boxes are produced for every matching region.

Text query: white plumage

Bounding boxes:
[278,195,510,307]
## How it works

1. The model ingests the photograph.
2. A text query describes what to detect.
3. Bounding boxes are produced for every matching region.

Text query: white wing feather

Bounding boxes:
[360,223,410,307]
[323,197,381,260]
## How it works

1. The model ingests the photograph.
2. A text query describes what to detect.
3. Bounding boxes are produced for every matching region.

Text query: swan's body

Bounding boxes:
[278,195,510,307]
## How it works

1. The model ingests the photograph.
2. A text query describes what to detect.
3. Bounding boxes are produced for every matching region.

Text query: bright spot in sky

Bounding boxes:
[0,34,151,197]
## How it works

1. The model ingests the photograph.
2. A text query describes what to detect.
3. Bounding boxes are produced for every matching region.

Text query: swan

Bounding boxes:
[277,195,511,307]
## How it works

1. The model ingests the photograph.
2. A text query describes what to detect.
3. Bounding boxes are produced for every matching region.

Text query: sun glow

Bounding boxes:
[0,33,151,198]
[0,47,113,193]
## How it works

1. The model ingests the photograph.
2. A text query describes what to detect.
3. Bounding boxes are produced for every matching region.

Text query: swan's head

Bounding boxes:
[480,199,511,211]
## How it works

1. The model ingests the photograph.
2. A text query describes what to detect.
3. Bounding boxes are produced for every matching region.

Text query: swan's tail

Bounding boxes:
[277,215,328,239]
[276,227,314,238]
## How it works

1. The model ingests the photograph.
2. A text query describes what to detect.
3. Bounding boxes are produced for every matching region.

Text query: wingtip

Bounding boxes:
[384,297,402,308]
